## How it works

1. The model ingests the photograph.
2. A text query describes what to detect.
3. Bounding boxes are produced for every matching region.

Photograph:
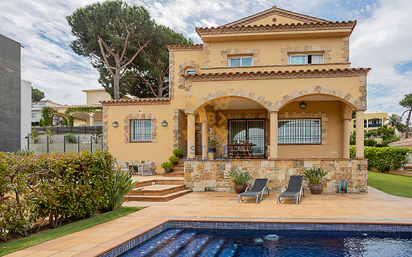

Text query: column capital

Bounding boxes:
[355,109,366,112]
[269,111,279,114]
[342,118,352,121]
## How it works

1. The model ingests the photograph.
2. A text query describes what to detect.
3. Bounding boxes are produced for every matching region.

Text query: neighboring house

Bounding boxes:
[0,34,21,153]
[102,7,370,193]
[388,138,412,170]
[31,99,67,123]
[350,112,387,142]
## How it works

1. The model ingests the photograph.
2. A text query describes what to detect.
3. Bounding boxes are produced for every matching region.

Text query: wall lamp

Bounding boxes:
[112,121,119,127]
[300,102,307,109]
[161,120,168,127]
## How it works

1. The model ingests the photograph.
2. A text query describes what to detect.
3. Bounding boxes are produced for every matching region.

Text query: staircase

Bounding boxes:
[126,178,192,202]
[163,159,185,177]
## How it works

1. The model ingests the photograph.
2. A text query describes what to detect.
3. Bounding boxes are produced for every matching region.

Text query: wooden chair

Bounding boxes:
[228,140,238,159]
[238,141,250,159]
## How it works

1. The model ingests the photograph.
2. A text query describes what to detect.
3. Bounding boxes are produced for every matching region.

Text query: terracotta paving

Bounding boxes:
[6,186,412,257]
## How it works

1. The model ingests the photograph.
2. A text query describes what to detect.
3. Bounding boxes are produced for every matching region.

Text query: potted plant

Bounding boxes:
[173,148,184,158]
[161,162,174,173]
[169,155,179,165]
[208,130,218,153]
[228,168,253,194]
[303,167,330,194]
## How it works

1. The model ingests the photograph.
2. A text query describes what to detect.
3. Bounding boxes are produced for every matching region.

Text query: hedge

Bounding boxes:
[0,150,115,241]
[350,145,412,172]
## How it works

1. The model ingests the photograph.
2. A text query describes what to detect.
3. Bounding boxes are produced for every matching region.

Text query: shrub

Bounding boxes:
[173,148,184,156]
[0,150,115,240]
[304,167,330,184]
[168,156,179,163]
[101,169,139,212]
[364,139,377,147]
[64,133,77,143]
[161,162,174,169]
[228,168,252,185]
[350,145,412,172]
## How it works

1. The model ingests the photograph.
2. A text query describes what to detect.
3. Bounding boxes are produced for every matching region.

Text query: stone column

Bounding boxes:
[187,113,196,159]
[89,113,95,126]
[355,110,364,158]
[342,118,350,158]
[269,111,278,159]
[201,122,208,160]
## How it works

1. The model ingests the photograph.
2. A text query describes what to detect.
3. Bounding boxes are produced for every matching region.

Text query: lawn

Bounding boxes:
[0,207,143,256]
[368,171,412,198]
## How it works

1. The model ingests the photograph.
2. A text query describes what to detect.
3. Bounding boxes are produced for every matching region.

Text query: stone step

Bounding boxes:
[134,179,184,188]
[125,189,193,202]
[163,172,184,177]
[129,184,186,196]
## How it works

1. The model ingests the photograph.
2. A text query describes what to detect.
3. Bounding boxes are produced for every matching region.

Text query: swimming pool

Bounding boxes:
[101,221,412,257]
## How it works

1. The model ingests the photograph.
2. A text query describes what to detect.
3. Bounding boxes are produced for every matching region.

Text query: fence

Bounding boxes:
[33,126,103,134]
[27,134,104,155]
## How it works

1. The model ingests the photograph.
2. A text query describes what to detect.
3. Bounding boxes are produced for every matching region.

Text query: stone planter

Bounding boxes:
[164,168,172,173]
[234,184,247,194]
[309,184,323,194]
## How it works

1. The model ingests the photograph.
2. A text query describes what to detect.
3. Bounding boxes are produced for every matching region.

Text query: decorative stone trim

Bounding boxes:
[221,47,260,66]
[222,7,328,27]
[279,111,328,145]
[281,45,332,65]
[358,75,367,110]
[166,44,203,51]
[342,36,350,63]
[226,112,267,119]
[100,98,171,106]
[203,42,210,68]
[102,105,108,151]
[169,51,175,99]
[178,61,200,89]
[173,109,180,148]
[196,21,356,36]
[124,114,157,143]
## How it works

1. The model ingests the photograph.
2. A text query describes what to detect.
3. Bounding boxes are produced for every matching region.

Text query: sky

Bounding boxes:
[0,0,411,117]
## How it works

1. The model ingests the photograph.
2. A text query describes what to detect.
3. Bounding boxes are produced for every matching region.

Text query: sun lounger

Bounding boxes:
[277,176,304,204]
[238,178,269,204]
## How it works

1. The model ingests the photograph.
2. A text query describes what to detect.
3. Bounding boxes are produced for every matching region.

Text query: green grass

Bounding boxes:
[0,207,143,256]
[368,171,412,198]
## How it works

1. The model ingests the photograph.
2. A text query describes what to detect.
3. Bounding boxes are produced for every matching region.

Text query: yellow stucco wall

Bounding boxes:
[86,91,112,105]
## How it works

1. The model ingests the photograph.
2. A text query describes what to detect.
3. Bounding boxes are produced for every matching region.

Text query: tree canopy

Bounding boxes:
[386,114,406,133]
[67,1,192,99]
[67,1,153,100]
[400,93,412,138]
[32,87,45,102]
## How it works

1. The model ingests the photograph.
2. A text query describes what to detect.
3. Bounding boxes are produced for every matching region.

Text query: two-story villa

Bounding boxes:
[102,7,369,193]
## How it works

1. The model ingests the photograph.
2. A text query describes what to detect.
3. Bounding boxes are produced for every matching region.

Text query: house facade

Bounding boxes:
[350,112,387,142]
[102,7,369,193]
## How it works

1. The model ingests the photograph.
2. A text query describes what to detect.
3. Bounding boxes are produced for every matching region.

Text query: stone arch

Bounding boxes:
[186,88,272,114]
[276,86,360,111]
[178,61,201,89]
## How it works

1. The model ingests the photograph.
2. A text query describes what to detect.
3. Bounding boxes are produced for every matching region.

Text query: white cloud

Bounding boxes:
[351,0,412,116]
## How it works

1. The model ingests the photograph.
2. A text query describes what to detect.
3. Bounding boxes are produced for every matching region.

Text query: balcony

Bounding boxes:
[368,124,382,128]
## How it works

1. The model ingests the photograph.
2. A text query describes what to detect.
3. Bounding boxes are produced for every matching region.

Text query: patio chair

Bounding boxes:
[228,140,239,159]
[238,178,269,204]
[115,161,131,174]
[277,176,304,205]
[138,160,154,176]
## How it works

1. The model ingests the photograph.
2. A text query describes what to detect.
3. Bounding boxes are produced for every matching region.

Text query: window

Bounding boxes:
[131,120,152,142]
[31,113,36,118]
[278,118,321,144]
[229,56,253,67]
[185,68,195,75]
[289,54,324,65]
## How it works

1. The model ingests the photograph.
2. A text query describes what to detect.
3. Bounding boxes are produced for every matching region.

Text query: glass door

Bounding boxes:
[228,119,265,158]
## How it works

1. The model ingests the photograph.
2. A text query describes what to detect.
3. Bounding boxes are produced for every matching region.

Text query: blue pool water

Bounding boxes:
[119,228,412,256]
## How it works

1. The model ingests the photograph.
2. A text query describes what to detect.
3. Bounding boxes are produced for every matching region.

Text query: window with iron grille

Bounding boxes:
[131,120,152,142]
[278,118,321,144]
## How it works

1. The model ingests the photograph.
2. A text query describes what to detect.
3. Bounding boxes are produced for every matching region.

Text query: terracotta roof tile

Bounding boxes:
[196,21,356,36]
[389,138,412,146]
[100,98,170,106]
[166,44,203,51]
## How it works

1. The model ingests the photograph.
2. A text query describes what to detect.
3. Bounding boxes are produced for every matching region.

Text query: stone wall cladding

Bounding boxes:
[169,52,175,99]
[184,159,367,193]
[342,36,350,63]
[203,42,210,68]
[221,47,260,66]
[173,109,180,148]
[281,45,332,65]
[124,114,157,143]
[279,111,328,145]
[178,61,200,89]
